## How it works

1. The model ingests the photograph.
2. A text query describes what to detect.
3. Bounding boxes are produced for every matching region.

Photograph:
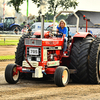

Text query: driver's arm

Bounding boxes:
[56,26,59,34]
[63,27,68,38]
[57,29,59,34]
[63,34,66,38]
[57,29,65,37]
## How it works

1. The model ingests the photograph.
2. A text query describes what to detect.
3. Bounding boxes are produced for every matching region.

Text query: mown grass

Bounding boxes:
[0,55,15,60]
[0,40,19,46]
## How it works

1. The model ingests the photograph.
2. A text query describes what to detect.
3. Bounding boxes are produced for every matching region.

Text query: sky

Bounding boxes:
[20,0,40,16]
[76,0,100,12]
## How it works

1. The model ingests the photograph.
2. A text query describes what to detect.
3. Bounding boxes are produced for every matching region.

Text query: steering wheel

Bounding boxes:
[57,31,63,36]
[49,30,64,37]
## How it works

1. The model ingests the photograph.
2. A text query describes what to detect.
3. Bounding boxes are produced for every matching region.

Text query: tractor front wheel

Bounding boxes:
[54,66,69,87]
[5,64,20,84]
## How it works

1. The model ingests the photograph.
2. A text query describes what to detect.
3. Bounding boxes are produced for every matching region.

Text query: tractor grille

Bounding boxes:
[25,39,42,46]
[27,47,41,62]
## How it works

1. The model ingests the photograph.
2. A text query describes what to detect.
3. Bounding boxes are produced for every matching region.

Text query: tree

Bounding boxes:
[7,0,78,16]
[36,10,41,22]
[45,12,68,21]
[7,0,40,13]
[48,0,78,16]
[7,0,25,13]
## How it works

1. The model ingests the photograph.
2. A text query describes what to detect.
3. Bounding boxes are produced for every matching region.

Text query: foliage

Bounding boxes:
[7,0,41,13]
[8,0,78,16]
[44,20,53,22]
[57,14,68,21]
[30,21,34,25]
[45,13,68,22]
[7,0,25,13]
[20,23,25,27]
[48,0,78,16]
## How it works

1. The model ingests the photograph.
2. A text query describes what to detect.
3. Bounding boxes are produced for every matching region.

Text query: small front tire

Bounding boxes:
[54,66,69,87]
[5,64,20,84]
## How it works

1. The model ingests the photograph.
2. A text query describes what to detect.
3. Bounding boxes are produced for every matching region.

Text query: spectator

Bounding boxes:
[27,23,30,28]
[88,30,93,34]
[14,27,18,35]
[21,26,27,34]
[28,27,32,35]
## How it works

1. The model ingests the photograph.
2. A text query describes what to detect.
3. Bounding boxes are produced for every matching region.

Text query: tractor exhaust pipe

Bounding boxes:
[40,0,48,39]
[41,15,44,39]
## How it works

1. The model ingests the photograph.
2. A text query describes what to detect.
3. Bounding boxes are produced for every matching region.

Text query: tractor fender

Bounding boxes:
[73,32,93,38]
[10,23,20,28]
[70,32,93,54]
[10,24,21,31]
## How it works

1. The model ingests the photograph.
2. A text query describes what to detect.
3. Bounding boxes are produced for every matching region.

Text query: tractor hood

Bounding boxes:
[25,37,64,47]
[34,30,50,37]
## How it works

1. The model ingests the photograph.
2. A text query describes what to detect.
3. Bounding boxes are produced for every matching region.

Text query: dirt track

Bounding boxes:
[1,46,100,100]
[0,61,100,100]
[0,46,17,56]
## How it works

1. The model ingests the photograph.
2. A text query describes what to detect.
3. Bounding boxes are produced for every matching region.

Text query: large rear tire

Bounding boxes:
[70,36,100,84]
[15,34,32,79]
[70,36,94,83]
[88,38,100,83]
[54,66,69,87]
[15,34,28,66]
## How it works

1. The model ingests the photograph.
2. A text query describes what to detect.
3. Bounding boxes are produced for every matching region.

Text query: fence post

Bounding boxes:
[4,38,5,43]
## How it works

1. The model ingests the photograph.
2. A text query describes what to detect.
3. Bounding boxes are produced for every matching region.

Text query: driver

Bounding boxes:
[57,19,68,56]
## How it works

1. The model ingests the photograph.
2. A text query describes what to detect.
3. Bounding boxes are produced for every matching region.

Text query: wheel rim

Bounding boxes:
[62,70,68,85]
[13,67,19,81]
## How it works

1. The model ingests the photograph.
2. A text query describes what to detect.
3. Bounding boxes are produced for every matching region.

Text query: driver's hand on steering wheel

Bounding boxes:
[58,33,62,35]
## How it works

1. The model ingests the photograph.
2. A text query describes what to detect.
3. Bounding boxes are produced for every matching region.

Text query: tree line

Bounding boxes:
[7,0,78,16]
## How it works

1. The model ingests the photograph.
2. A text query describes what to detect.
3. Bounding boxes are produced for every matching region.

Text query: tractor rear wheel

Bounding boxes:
[70,36,100,84]
[88,38,100,83]
[15,34,32,79]
[5,64,20,84]
[70,36,94,83]
[15,34,28,66]
[54,66,69,87]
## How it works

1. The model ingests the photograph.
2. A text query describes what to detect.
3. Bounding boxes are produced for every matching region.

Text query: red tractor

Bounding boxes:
[5,11,100,87]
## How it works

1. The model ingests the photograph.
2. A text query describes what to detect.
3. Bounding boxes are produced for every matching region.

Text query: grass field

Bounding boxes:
[0,40,19,46]
[0,55,15,60]
[0,39,18,60]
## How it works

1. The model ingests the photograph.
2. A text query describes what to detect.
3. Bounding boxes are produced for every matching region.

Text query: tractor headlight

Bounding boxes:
[50,54,53,60]
[36,57,41,61]
[36,57,41,62]
[27,57,31,61]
